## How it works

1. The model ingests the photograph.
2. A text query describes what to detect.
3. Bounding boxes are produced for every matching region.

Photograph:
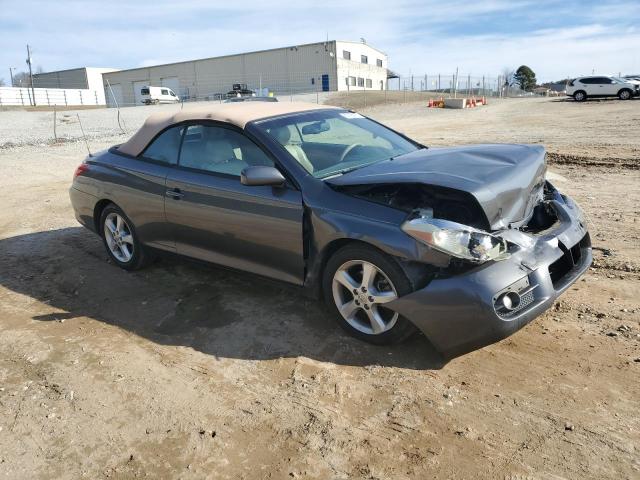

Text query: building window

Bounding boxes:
[366,79,372,88]
[343,50,351,60]
[311,78,315,85]
[357,77,364,87]
[361,55,368,64]
[349,76,356,86]
[376,59,383,67]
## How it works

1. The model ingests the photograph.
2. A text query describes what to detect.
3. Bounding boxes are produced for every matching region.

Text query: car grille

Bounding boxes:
[548,233,591,289]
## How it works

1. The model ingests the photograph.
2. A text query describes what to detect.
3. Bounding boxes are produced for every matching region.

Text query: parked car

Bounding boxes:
[621,76,640,89]
[224,96,278,103]
[566,76,639,101]
[226,83,254,99]
[69,102,591,358]
[140,86,180,104]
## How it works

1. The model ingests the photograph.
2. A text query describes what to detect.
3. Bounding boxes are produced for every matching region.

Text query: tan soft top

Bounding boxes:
[118,101,340,157]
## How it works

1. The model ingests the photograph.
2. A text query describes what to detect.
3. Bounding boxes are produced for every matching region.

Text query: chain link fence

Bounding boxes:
[102,69,531,109]
[0,69,539,148]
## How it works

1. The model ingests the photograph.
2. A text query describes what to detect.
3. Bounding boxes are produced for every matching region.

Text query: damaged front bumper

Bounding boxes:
[387,194,592,358]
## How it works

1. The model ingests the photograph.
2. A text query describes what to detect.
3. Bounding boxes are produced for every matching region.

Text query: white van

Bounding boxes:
[140,86,180,104]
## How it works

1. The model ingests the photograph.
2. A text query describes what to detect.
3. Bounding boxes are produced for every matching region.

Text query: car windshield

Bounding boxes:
[254,109,421,179]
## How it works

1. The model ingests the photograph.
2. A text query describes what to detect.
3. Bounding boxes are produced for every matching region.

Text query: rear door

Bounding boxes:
[133,80,148,105]
[165,123,305,285]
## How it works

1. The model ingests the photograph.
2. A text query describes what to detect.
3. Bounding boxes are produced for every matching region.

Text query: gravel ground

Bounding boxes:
[0,93,332,148]
[0,97,638,479]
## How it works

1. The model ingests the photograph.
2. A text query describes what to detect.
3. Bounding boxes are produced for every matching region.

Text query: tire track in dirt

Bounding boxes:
[547,152,639,170]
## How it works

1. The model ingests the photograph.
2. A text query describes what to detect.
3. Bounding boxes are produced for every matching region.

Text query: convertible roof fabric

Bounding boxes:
[118,101,340,157]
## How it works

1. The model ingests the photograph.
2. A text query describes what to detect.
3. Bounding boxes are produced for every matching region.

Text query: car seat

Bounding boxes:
[270,126,314,173]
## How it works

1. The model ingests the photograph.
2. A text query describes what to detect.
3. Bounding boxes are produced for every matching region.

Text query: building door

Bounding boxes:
[105,83,123,107]
[321,74,330,92]
[133,80,148,105]
[161,76,180,95]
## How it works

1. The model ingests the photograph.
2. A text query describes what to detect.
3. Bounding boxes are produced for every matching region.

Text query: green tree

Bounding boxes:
[514,65,537,91]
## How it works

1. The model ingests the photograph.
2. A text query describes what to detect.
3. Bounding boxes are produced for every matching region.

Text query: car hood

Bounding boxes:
[326,144,547,230]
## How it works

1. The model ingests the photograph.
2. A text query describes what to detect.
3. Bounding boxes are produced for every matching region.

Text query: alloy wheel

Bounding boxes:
[103,212,134,263]
[332,260,399,335]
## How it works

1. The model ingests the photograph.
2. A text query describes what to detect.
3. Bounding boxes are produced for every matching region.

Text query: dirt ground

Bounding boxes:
[0,97,638,479]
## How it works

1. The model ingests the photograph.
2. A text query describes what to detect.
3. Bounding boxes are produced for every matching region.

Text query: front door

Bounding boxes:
[322,74,330,92]
[165,123,305,285]
[595,77,616,95]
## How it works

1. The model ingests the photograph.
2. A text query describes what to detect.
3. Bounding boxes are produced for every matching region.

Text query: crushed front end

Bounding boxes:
[387,182,592,358]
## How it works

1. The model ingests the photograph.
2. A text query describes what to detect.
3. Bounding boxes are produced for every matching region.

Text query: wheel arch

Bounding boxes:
[573,89,587,100]
[618,88,632,98]
[308,237,433,300]
[305,238,388,299]
[93,199,117,233]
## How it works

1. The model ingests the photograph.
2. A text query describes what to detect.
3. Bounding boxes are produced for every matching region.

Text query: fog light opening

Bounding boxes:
[498,291,521,311]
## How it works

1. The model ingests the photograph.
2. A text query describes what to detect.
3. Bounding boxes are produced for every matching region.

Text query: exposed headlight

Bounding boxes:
[402,216,510,263]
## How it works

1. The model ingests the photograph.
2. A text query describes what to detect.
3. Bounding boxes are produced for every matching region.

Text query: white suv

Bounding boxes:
[566,76,639,102]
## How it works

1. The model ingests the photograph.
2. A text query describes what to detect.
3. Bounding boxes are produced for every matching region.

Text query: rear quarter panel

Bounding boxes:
[75,150,173,248]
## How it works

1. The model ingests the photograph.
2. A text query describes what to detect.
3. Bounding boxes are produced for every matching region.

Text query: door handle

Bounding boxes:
[166,188,184,199]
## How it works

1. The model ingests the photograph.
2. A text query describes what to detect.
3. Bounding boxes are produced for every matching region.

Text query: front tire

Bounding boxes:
[573,91,587,102]
[618,89,632,100]
[323,244,417,345]
[100,204,151,271]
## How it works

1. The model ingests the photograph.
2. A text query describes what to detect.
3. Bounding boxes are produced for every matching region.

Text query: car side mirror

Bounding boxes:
[241,166,286,187]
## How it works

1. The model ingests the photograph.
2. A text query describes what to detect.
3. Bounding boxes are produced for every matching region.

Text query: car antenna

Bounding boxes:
[76,113,93,157]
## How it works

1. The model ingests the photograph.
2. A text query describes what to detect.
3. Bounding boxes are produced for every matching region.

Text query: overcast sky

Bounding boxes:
[1,0,639,83]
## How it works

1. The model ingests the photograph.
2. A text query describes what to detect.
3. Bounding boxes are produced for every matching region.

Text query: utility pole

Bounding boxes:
[26,44,36,105]
[9,67,15,87]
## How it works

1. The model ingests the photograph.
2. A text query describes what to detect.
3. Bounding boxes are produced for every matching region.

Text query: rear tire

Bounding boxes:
[573,91,587,102]
[618,89,632,100]
[99,204,152,271]
[322,244,417,345]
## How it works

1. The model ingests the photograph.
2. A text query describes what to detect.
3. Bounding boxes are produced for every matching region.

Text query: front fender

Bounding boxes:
[303,206,451,297]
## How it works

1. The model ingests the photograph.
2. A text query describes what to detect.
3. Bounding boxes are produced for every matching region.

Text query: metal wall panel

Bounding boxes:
[102,41,345,106]
[33,68,88,89]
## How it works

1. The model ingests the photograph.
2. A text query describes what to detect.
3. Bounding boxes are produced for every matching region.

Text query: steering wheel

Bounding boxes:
[339,143,364,163]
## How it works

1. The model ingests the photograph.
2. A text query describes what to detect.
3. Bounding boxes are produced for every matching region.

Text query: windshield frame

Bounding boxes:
[252,109,425,180]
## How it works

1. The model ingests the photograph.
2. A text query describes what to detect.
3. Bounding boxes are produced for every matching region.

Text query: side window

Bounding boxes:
[179,124,273,177]
[140,125,184,165]
[161,89,169,95]
[598,77,612,84]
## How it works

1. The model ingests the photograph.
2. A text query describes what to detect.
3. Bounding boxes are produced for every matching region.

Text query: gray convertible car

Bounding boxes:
[70,102,591,357]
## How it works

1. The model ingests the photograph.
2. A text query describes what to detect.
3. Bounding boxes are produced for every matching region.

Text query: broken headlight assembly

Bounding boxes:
[401,211,510,264]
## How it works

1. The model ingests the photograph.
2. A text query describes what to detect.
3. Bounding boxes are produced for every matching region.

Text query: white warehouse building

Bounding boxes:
[32,67,118,105]
[102,40,389,107]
